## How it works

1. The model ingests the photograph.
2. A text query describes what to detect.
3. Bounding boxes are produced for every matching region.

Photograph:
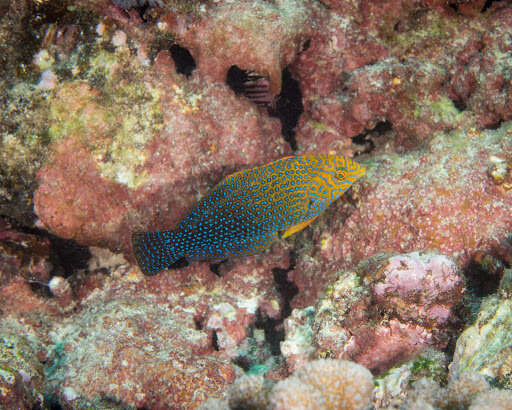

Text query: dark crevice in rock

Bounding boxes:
[212,330,220,351]
[226,66,303,151]
[352,120,393,155]
[226,65,272,107]
[1,218,91,278]
[249,254,298,356]
[451,97,467,112]
[194,316,204,331]
[484,118,503,130]
[481,0,505,12]
[209,260,225,277]
[47,236,91,277]
[232,355,252,372]
[270,67,303,151]
[464,254,504,298]
[168,257,189,270]
[170,44,196,77]
[272,257,298,319]
[254,309,283,356]
[448,3,458,13]
[40,395,63,410]
[226,65,249,95]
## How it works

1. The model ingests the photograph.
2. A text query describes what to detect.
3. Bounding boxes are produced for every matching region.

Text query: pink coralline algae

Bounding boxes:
[290,123,512,308]
[3,0,512,408]
[0,218,53,286]
[282,252,464,374]
[160,0,323,95]
[34,52,290,255]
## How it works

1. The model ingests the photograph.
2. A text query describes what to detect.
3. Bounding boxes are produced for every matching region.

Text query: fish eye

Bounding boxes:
[335,169,348,180]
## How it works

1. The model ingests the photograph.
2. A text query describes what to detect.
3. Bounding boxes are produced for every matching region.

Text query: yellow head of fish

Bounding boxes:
[300,154,366,202]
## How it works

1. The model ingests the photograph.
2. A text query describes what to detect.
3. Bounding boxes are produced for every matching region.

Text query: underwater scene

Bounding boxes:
[1,0,512,409]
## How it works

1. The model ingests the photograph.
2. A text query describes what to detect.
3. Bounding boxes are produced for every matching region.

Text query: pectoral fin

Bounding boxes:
[281,215,319,238]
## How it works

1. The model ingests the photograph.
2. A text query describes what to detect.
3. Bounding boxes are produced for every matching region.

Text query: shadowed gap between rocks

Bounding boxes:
[169,44,196,77]
[226,65,303,151]
[481,0,505,12]
[1,216,91,280]
[352,120,393,155]
[256,255,298,356]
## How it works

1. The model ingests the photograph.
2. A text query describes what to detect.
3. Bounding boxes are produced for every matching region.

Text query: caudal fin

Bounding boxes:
[131,231,181,275]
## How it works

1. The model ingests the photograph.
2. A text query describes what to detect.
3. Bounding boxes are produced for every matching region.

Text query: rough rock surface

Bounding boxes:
[34,48,289,254]
[0,218,52,286]
[450,268,512,389]
[282,252,465,374]
[1,0,512,408]
[0,246,288,408]
[290,122,512,308]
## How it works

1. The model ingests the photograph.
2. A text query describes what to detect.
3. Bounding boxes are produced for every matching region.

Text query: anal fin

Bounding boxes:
[281,215,319,239]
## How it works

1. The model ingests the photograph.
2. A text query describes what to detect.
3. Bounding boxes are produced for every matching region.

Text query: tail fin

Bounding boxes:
[131,231,182,275]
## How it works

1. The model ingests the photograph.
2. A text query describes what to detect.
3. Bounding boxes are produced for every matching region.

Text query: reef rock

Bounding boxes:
[0,218,53,286]
[34,45,289,255]
[450,268,512,389]
[290,122,512,308]
[282,252,465,374]
[0,244,288,408]
[0,333,46,409]
[161,0,323,95]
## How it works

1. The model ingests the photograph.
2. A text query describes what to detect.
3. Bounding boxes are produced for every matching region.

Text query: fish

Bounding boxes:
[132,154,365,275]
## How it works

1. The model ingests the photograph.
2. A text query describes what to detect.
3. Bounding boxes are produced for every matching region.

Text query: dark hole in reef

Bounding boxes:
[2,218,91,279]
[48,236,91,276]
[465,258,501,298]
[485,118,503,130]
[254,308,284,356]
[448,2,459,13]
[209,260,226,277]
[247,255,297,356]
[170,44,196,77]
[168,256,189,270]
[226,66,304,151]
[194,316,204,330]
[269,67,303,151]
[232,355,252,372]
[352,120,393,155]
[301,39,311,53]
[226,65,252,95]
[212,330,220,351]
[450,97,467,112]
[481,0,505,12]
[272,254,298,319]
[40,395,63,410]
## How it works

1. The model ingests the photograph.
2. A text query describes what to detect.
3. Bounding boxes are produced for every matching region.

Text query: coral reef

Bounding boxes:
[450,268,512,389]
[290,122,512,308]
[200,358,373,410]
[0,218,53,286]
[34,43,289,254]
[282,252,464,374]
[0,0,512,408]
[0,245,288,408]
[270,359,373,410]
[0,333,46,409]
[161,0,323,95]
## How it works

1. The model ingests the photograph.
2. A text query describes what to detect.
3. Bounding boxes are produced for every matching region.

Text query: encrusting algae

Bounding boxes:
[132,154,365,275]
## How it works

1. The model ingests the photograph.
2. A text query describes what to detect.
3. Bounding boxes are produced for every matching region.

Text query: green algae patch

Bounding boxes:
[47,45,166,189]
[0,333,44,385]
